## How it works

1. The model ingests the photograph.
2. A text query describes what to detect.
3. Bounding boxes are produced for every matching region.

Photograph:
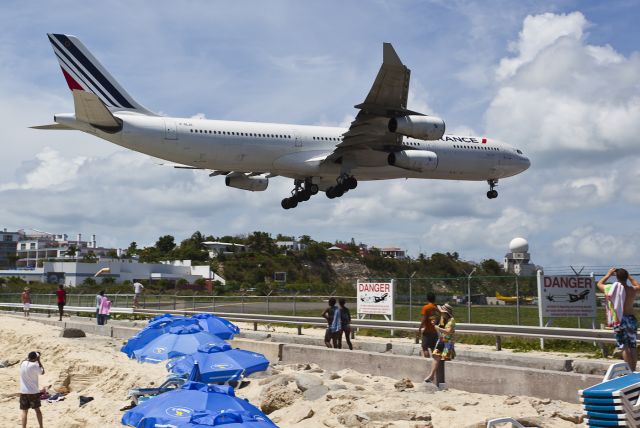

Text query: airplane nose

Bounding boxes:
[523,157,531,170]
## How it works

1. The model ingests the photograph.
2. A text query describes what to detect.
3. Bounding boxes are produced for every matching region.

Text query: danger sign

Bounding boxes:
[357,281,394,316]
[538,275,596,318]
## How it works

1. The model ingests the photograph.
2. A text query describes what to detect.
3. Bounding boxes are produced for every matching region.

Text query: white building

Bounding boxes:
[379,247,407,259]
[15,230,114,268]
[276,241,308,252]
[0,259,220,287]
[503,237,537,276]
[202,241,247,258]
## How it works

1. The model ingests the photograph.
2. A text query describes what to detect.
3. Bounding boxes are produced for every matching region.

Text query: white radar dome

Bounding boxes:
[509,237,529,253]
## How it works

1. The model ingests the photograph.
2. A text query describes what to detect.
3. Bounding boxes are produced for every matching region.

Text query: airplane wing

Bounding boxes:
[336,43,421,152]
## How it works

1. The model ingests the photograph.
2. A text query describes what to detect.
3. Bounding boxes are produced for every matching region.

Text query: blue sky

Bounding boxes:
[1,1,639,268]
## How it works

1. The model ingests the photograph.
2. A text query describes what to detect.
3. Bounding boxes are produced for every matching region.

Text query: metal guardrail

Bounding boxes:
[0,303,616,347]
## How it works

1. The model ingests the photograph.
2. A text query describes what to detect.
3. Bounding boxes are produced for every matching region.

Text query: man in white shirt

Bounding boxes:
[20,351,44,428]
[133,282,144,307]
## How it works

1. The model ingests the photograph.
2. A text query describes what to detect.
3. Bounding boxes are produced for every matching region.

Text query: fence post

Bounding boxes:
[496,335,502,351]
[515,275,520,325]
[212,295,216,313]
[241,294,245,313]
[173,295,177,311]
[293,292,299,316]
[266,291,273,315]
[192,295,196,312]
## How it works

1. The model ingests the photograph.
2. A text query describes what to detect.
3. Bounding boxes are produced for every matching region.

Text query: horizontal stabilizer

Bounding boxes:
[30,123,73,130]
[73,90,122,130]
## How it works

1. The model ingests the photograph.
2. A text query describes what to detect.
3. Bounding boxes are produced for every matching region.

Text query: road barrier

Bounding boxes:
[0,302,616,350]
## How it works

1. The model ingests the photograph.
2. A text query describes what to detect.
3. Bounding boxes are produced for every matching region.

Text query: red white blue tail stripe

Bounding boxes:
[47,33,153,114]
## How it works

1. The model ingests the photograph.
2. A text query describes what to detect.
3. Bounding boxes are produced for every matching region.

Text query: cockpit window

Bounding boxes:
[516,149,523,154]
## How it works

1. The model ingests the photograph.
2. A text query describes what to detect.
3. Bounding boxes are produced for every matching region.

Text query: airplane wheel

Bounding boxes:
[308,184,319,195]
[486,190,498,199]
[288,198,298,208]
[301,191,311,201]
[326,187,336,199]
[347,177,358,190]
[281,199,290,209]
[334,186,345,198]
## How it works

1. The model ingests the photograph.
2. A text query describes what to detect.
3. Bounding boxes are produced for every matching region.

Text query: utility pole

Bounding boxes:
[464,267,477,323]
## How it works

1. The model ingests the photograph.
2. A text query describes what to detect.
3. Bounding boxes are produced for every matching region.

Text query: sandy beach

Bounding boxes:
[0,316,584,427]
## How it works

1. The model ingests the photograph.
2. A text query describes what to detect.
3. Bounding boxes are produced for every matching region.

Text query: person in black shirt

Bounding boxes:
[339,298,353,350]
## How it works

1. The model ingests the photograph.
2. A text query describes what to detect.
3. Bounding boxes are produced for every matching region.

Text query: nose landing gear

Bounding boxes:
[487,179,498,199]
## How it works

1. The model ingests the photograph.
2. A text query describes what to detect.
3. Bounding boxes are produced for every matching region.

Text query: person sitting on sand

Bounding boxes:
[322,298,338,348]
[424,303,456,385]
[21,287,31,318]
[20,351,44,428]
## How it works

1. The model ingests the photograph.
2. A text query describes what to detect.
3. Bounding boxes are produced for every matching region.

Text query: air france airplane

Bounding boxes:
[35,34,530,209]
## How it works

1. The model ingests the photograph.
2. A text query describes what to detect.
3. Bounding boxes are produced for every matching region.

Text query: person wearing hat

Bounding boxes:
[424,303,456,385]
[21,287,31,318]
[20,351,44,428]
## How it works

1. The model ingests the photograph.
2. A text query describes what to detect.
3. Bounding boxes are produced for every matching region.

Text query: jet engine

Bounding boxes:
[388,150,438,172]
[388,115,445,140]
[225,175,269,191]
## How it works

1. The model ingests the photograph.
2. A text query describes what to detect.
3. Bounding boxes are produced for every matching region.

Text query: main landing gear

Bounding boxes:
[326,174,357,199]
[281,179,319,210]
[487,179,498,199]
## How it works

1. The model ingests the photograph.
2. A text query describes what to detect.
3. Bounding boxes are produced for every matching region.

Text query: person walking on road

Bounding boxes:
[56,284,66,321]
[424,303,456,386]
[597,267,640,371]
[20,351,44,428]
[418,293,439,358]
[133,281,144,308]
[322,298,338,348]
[21,287,31,318]
[339,298,353,350]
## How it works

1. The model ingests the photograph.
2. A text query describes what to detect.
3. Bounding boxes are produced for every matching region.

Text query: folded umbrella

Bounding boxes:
[167,343,269,383]
[121,381,276,428]
[132,325,231,364]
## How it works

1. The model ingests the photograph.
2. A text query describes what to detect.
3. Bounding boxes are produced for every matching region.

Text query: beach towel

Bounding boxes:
[330,307,342,332]
[605,282,625,327]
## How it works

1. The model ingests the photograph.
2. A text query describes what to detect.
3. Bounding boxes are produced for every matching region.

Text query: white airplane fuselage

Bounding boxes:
[55,112,530,189]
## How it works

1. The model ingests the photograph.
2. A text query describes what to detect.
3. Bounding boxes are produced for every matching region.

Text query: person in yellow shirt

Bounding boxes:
[424,303,456,385]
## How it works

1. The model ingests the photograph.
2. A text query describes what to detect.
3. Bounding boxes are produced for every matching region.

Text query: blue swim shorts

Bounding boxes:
[614,314,637,349]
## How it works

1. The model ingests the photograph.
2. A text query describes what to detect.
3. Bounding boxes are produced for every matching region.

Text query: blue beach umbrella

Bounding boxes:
[166,343,269,383]
[190,313,240,340]
[121,381,276,428]
[121,318,199,358]
[132,325,231,364]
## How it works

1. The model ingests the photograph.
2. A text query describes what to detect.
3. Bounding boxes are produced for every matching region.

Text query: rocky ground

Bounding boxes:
[238,363,584,428]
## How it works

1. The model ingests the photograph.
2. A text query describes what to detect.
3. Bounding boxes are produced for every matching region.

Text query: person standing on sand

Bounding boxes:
[597,267,640,371]
[95,291,104,324]
[133,281,144,308]
[339,298,353,350]
[20,351,44,428]
[417,293,438,358]
[322,298,338,348]
[424,303,456,385]
[55,284,66,321]
[330,301,342,349]
[97,293,112,326]
[21,287,31,318]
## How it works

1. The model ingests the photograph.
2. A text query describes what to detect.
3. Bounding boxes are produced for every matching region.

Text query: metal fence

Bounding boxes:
[0,272,606,329]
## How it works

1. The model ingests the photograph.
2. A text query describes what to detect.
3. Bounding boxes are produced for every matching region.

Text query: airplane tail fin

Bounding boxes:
[47,33,156,115]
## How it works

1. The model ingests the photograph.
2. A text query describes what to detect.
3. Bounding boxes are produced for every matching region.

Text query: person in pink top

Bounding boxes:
[97,293,112,325]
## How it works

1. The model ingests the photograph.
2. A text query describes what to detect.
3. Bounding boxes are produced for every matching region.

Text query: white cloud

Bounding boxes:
[496,12,587,80]
[552,227,639,263]
[487,12,640,157]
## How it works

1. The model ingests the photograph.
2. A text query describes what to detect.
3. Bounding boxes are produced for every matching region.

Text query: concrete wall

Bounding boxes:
[278,343,600,403]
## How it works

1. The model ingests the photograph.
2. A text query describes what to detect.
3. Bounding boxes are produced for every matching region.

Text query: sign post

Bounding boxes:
[537,272,597,349]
